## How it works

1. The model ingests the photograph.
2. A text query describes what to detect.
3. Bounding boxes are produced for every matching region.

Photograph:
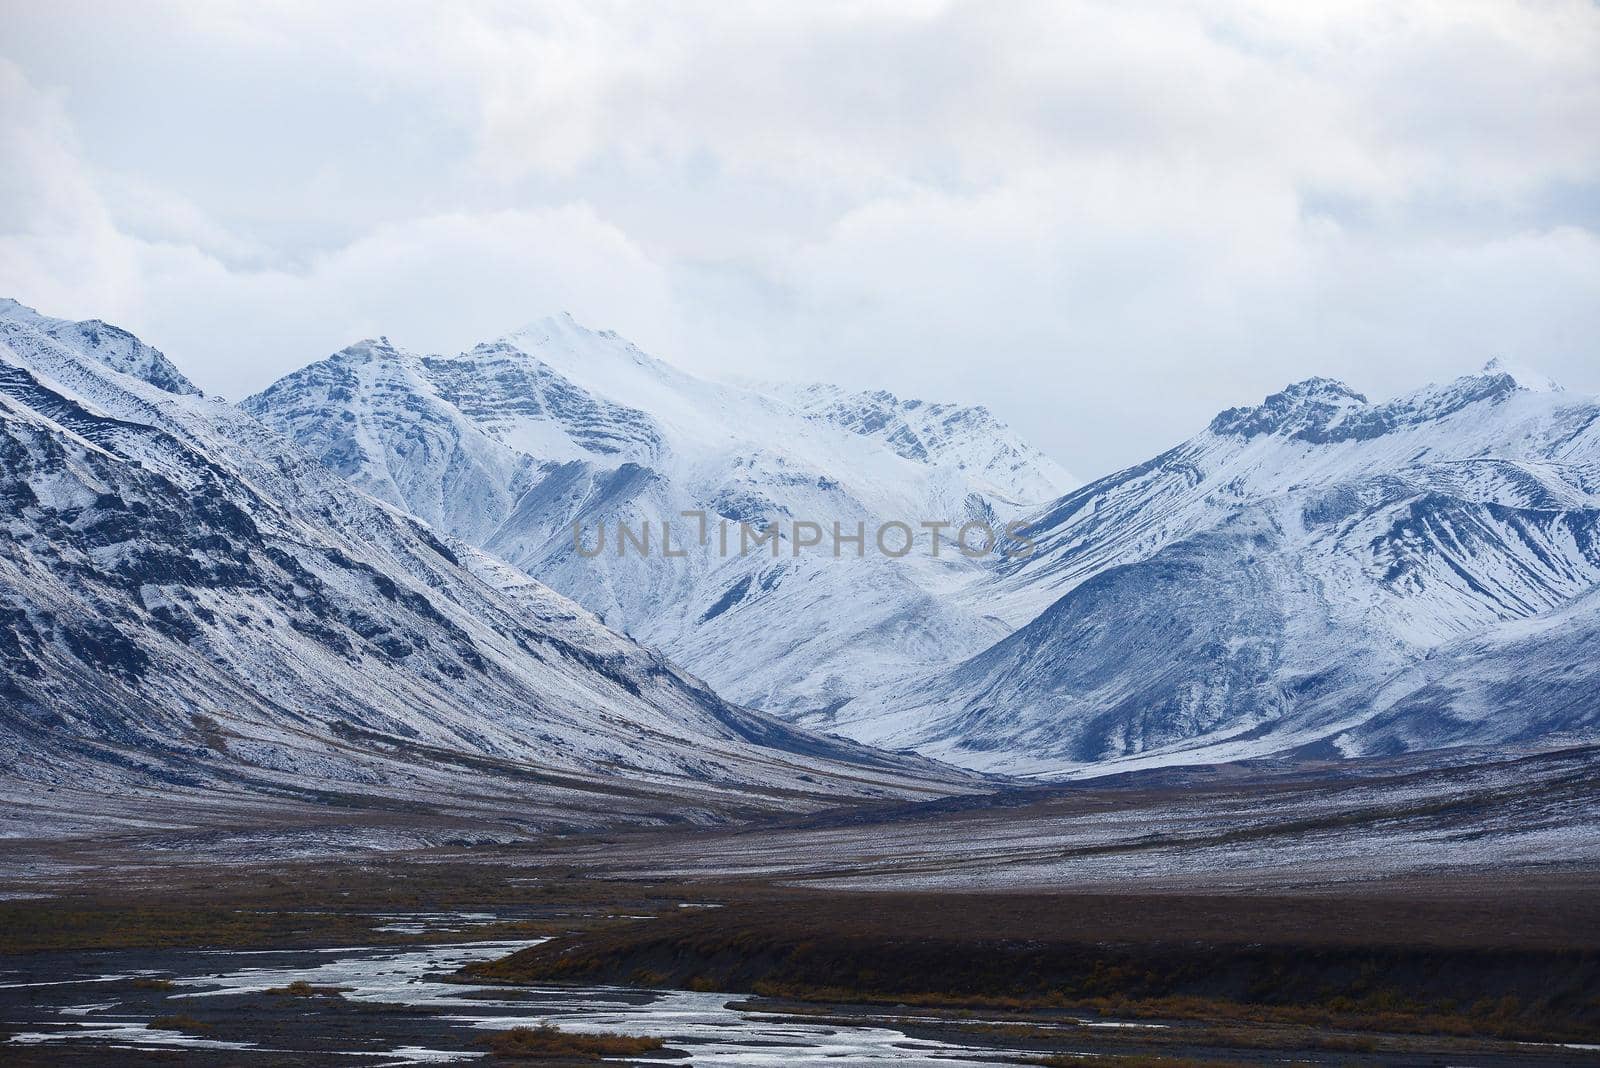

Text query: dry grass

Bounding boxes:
[480,1022,665,1060]
[146,1013,209,1033]
[1031,1057,1243,1068]
[0,853,714,962]
[8,858,1598,1061]
[0,904,391,953]
[265,978,350,998]
[469,889,1600,1045]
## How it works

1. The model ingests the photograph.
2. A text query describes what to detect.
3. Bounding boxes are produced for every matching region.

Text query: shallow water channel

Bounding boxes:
[0,921,1135,1065]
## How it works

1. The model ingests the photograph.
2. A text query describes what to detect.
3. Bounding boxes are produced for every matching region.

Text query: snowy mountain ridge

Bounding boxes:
[18,289,1593,787]
[0,300,968,837]
[817,360,1600,775]
[248,310,1600,778]
[245,314,1075,717]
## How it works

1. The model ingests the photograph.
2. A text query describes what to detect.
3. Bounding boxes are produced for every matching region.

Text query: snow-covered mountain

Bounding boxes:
[0,300,969,834]
[244,314,1073,717]
[817,363,1600,774]
[226,301,1600,779]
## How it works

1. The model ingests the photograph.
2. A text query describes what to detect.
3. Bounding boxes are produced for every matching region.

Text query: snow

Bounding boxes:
[245,312,1074,719]
[0,302,973,836]
[242,307,1600,778]
[8,291,1595,788]
[1482,356,1564,393]
[819,363,1600,775]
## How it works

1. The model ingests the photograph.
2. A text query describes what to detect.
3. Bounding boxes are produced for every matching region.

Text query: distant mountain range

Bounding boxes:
[816,363,1600,774]
[5,296,1596,798]
[0,299,964,840]
[243,314,1074,718]
[251,321,1600,777]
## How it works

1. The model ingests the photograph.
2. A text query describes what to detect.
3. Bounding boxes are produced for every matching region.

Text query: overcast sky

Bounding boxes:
[2,1,1597,478]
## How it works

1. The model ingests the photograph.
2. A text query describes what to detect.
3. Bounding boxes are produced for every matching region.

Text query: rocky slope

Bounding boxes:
[235,304,1600,778]
[819,363,1600,774]
[0,300,968,839]
[244,315,1073,717]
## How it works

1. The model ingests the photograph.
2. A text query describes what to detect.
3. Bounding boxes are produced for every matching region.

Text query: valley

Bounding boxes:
[5,5,1597,1063]
[2,299,1597,1063]
[3,748,1598,1065]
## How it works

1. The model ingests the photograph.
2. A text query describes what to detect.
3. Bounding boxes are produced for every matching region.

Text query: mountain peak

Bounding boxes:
[497,314,687,406]
[1480,357,1563,394]
[331,337,406,364]
[0,298,201,396]
[1281,376,1366,401]
[1209,377,1367,439]
[508,310,607,347]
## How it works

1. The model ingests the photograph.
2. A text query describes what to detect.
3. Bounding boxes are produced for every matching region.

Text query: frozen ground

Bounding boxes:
[2,743,1593,898]
[493,743,1600,892]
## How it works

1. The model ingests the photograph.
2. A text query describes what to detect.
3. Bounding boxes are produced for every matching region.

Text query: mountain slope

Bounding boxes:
[0,301,969,840]
[818,365,1600,774]
[0,298,202,397]
[244,315,1073,716]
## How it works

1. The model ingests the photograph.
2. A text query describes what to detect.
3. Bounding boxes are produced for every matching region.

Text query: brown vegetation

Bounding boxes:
[467,888,1600,1044]
[5,851,1596,1062]
[1031,1058,1235,1068]
[0,859,688,954]
[479,1022,665,1060]
[265,978,351,997]
[1030,1057,1239,1068]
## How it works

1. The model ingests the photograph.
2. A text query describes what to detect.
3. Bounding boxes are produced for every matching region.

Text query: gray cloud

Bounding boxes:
[1,0,1596,477]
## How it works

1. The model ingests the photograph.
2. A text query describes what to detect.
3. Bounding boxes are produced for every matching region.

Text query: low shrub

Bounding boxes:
[265,978,350,997]
[480,1022,665,1060]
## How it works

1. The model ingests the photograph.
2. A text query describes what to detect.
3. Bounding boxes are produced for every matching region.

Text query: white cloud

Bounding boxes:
[0,58,680,396]
[0,2,1596,474]
[127,206,681,396]
[0,61,142,321]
